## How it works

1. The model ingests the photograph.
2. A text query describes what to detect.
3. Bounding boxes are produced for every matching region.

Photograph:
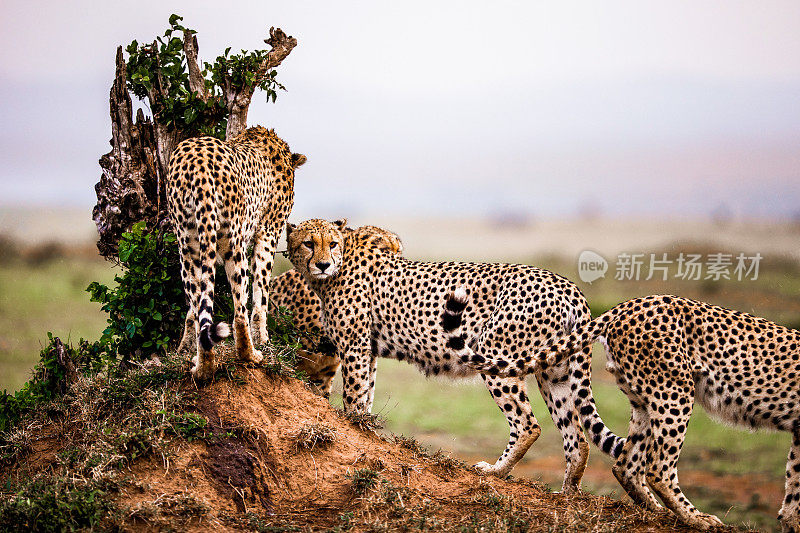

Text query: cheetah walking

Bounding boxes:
[166,126,306,380]
[285,218,623,491]
[457,294,800,531]
[269,225,404,396]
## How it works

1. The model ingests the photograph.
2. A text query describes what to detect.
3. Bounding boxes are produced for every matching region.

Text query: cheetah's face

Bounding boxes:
[287,219,347,280]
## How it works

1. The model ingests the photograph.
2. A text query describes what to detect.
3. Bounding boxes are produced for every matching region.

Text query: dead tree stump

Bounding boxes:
[92,23,297,258]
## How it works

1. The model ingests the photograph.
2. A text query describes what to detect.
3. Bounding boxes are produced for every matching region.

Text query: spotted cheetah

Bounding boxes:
[458,294,800,531]
[167,126,306,380]
[285,218,623,490]
[269,225,404,396]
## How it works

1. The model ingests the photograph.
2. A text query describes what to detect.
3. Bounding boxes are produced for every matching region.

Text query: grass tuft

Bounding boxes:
[339,409,385,432]
[393,434,427,455]
[348,468,380,495]
[291,420,337,451]
[127,492,209,525]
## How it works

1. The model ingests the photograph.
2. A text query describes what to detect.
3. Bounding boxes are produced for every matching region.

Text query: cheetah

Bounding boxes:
[285,218,623,491]
[166,126,306,380]
[269,225,404,396]
[457,294,800,531]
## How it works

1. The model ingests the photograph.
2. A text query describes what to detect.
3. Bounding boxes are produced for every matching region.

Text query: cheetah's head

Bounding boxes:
[286,219,347,281]
[352,225,404,255]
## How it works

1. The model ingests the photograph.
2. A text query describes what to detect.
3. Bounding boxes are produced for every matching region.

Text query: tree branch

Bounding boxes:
[183,31,207,99]
[224,27,297,138]
[261,27,298,74]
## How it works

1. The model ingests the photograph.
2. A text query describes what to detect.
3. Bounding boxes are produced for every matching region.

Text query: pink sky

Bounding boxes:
[0,1,798,219]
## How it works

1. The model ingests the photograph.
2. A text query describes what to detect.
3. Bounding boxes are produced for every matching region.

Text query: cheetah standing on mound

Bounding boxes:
[269,225,404,396]
[457,294,800,531]
[286,218,623,490]
[167,126,306,380]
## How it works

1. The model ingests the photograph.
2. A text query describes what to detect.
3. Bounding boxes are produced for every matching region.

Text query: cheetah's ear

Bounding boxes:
[291,153,307,169]
[333,219,348,231]
[285,222,297,242]
[386,233,404,254]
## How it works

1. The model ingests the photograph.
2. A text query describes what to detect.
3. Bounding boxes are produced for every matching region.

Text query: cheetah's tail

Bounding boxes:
[562,314,626,459]
[443,291,627,459]
[441,287,474,361]
[198,321,231,351]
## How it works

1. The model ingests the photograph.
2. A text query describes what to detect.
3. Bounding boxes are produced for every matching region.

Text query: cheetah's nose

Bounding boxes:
[316,261,331,272]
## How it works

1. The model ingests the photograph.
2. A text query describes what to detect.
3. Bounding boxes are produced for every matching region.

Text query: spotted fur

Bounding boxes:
[167,126,306,380]
[269,225,404,397]
[286,219,623,492]
[467,294,800,531]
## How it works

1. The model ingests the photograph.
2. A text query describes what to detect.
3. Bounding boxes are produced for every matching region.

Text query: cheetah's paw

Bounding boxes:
[190,355,216,382]
[473,461,507,476]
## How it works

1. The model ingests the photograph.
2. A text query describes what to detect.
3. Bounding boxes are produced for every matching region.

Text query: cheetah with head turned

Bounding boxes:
[269,225,404,396]
[167,126,306,380]
[459,294,800,531]
[285,218,623,490]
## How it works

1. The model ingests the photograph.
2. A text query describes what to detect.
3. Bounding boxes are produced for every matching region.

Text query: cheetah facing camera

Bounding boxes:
[167,126,306,381]
[458,294,800,531]
[269,225,404,396]
[286,218,623,491]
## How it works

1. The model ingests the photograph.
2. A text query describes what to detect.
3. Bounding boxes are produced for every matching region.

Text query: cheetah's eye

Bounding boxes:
[302,240,314,249]
[329,241,338,249]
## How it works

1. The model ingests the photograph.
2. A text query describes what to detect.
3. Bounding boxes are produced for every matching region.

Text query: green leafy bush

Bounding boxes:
[0,478,115,532]
[88,222,185,360]
[87,221,233,362]
[126,14,284,140]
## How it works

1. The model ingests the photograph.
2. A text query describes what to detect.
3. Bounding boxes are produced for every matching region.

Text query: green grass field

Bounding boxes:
[0,256,117,392]
[1,249,798,531]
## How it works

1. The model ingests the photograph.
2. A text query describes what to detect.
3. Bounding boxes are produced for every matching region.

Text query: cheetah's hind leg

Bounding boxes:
[224,240,263,364]
[475,374,541,477]
[779,431,800,533]
[177,309,197,354]
[644,387,723,530]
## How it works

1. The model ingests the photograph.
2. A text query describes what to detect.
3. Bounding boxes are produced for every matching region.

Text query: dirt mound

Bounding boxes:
[0,354,725,531]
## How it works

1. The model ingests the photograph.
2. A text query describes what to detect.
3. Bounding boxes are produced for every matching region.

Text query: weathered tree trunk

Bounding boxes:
[93,47,165,258]
[92,26,297,257]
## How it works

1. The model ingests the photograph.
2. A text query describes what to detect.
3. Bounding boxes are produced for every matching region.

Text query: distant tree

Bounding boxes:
[93,14,297,257]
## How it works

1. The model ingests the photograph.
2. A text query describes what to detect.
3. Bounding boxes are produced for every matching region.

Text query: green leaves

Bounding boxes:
[207,47,287,105]
[124,14,287,140]
[87,222,185,361]
[87,222,233,363]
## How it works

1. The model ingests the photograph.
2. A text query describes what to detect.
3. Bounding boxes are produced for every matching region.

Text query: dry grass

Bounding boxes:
[126,492,209,526]
[340,408,386,432]
[291,419,338,451]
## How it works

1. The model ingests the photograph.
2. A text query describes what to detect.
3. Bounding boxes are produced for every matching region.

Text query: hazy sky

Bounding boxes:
[1,1,799,220]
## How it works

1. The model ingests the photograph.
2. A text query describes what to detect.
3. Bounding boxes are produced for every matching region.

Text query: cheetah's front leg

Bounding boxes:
[340,348,377,413]
[476,374,541,477]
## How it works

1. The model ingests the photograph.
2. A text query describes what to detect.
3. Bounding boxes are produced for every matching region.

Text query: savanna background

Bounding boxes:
[1,1,799,530]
